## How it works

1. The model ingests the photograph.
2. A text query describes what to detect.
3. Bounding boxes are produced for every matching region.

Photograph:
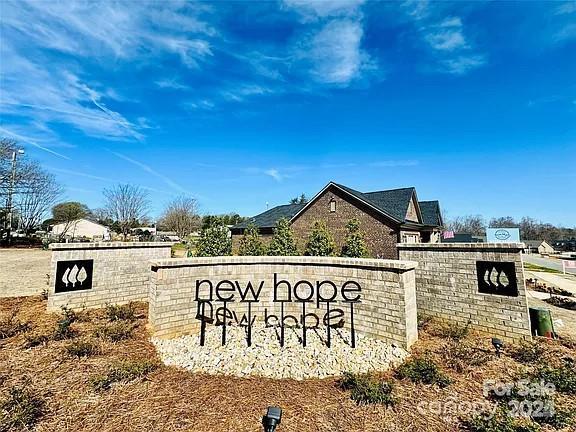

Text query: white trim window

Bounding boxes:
[330,199,336,213]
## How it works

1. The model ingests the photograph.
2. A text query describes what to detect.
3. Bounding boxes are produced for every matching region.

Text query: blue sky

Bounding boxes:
[1,0,574,225]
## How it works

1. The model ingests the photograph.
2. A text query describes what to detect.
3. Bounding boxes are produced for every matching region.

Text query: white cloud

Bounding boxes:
[401,3,486,75]
[297,19,377,85]
[155,78,190,90]
[283,0,365,20]
[264,169,283,182]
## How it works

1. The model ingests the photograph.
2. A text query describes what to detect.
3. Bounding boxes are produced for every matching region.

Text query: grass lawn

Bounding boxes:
[523,262,562,274]
[1,297,575,432]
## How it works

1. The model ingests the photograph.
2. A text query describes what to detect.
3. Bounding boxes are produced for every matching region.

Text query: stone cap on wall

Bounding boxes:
[397,242,524,250]
[150,255,418,271]
[49,241,175,251]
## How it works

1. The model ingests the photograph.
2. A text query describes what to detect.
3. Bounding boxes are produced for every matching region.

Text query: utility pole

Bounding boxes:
[5,149,24,246]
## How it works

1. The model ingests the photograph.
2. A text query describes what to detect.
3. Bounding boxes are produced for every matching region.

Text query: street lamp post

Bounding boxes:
[5,149,24,246]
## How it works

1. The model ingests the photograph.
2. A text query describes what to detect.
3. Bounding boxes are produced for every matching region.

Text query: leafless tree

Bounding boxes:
[158,196,200,239]
[16,170,63,233]
[102,184,150,239]
[2,138,63,235]
[445,215,486,235]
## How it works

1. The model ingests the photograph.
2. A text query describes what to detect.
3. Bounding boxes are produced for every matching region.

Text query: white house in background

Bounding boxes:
[51,219,111,241]
[523,240,555,255]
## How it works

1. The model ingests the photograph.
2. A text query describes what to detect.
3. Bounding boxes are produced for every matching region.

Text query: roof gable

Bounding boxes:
[419,201,443,227]
[232,203,305,229]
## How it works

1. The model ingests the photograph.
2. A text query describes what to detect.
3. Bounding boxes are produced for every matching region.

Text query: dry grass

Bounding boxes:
[0,297,574,432]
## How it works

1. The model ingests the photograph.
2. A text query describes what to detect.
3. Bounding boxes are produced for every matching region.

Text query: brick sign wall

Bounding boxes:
[48,242,172,311]
[149,256,419,349]
[398,243,531,342]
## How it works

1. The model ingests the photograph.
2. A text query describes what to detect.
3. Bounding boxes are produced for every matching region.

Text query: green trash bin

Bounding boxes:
[529,307,556,338]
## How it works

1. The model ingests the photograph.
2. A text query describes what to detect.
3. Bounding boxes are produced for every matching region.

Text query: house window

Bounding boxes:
[330,199,336,213]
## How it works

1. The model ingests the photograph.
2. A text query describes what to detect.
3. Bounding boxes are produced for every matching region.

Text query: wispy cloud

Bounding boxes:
[401,3,486,75]
[0,0,216,143]
[111,151,190,194]
[285,0,379,86]
[264,169,283,182]
[155,78,190,90]
[0,126,72,160]
[47,167,113,182]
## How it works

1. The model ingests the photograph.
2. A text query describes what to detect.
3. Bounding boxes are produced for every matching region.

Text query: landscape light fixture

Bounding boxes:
[491,337,503,357]
[262,406,282,432]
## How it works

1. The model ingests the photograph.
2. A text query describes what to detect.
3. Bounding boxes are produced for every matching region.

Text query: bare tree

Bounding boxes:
[16,170,63,234]
[158,196,200,239]
[102,184,150,240]
[446,215,486,235]
[2,138,63,236]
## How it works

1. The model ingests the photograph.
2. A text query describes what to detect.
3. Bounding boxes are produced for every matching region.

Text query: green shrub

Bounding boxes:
[534,360,576,394]
[509,341,544,364]
[23,333,50,348]
[0,312,30,339]
[0,384,46,432]
[304,220,336,256]
[533,407,573,429]
[395,357,451,388]
[53,308,77,341]
[91,360,158,391]
[339,372,395,406]
[195,223,232,257]
[267,218,298,256]
[64,339,101,357]
[462,407,540,432]
[238,223,265,256]
[95,321,135,342]
[105,302,136,322]
[340,218,369,258]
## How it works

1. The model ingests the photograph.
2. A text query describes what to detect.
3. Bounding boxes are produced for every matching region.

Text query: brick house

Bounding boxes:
[231,182,443,258]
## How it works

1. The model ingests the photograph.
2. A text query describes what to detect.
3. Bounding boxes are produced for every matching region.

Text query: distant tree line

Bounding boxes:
[445,215,575,241]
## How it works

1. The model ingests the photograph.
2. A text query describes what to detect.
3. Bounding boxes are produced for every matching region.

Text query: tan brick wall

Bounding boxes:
[48,242,172,311]
[149,256,419,349]
[291,188,399,259]
[398,243,531,342]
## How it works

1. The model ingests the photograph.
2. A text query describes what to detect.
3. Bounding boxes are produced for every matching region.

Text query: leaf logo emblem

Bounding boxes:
[77,267,87,285]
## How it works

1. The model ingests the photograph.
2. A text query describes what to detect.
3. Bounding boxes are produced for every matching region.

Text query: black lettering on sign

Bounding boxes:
[55,260,93,293]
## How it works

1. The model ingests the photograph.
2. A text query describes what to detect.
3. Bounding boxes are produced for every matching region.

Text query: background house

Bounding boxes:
[51,218,111,241]
[523,240,555,255]
[231,181,443,258]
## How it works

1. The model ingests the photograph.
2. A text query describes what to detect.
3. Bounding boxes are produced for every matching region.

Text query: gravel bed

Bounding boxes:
[152,324,408,380]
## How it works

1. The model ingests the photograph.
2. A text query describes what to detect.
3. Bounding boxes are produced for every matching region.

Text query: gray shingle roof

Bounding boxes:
[233,182,441,230]
[419,200,442,226]
[334,183,415,222]
[232,203,306,229]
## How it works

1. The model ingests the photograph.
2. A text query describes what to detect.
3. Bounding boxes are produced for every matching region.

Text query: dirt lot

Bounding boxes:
[1,297,574,432]
[0,248,51,298]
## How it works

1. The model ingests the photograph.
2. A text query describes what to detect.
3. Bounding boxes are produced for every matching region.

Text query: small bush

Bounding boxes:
[91,359,158,391]
[395,357,451,388]
[0,312,30,339]
[23,333,50,348]
[534,360,576,394]
[462,407,540,432]
[509,341,544,364]
[64,339,100,358]
[339,372,395,406]
[105,302,136,322]
[0,384,46,431]
[442,340,492,372]
[95,321,135,342]
[533,407,573,429]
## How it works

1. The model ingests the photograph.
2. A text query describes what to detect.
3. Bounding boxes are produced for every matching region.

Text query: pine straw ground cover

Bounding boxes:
[0,297,574,432]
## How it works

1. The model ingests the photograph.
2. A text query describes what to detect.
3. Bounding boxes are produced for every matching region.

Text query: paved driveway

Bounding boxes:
[0,248,51,297]
[523,254,576,274]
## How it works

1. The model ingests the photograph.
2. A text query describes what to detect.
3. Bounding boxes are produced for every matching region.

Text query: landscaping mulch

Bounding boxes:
[1,297,574,432]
